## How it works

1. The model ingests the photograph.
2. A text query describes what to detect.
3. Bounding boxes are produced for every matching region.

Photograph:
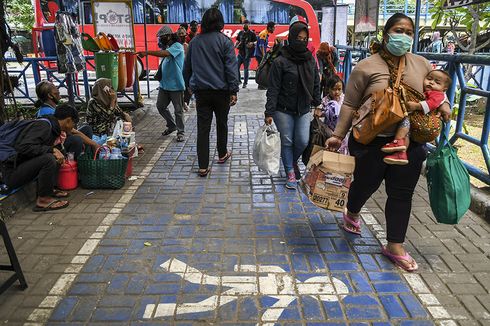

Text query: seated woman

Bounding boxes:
[86,78,131,136]
[35,80,97,159]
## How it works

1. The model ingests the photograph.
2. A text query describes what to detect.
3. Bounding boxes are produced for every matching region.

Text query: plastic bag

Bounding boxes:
[426,130,470,224]
[253,125,281,175]
[112,120,124,138]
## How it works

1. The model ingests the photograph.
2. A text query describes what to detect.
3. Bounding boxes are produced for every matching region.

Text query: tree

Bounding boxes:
[5,0,35,32]
[430,0,490,54]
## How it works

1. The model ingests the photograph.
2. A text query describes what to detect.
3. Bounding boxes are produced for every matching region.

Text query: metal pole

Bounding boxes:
[143,0,150,98]
[333,1,337,45]
[413,0,421,53]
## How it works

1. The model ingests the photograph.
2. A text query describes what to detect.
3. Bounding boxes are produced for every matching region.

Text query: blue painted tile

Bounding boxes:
[260,296,279,308]
[217,300,237,321]
[291,254,309,272]
[358,254,380,271]
[237,297,259,321]
[317,238,335,252]
[50,297,77,321]
[82,255,105,273]
[353,245,382,254]
[372,323,391,326]
[301,296,324,320]
[328,262,359,271]
[345,306,383,319]
[145,283,181,295]
[278,306,302,320]
[71,297,97,321]
[399,294,429,318]
[324,253,356,262]
[69,284,106,296]
[373,283,411,293]
[126,275,147,294]
[349,272,373,292]
[107,274,130,294]
[399,322,434,326]
[322,301,344,319]
[308,254,326,270]
[380,295,408,318]
[343,295,378,306]
[367,272,402,282]
[99,296,137,307]
[332,239,350,252]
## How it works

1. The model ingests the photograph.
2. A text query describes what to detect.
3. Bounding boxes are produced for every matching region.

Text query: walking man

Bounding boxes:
[138,26,186,141]
[255,21,275,66]
[235,20,256,89]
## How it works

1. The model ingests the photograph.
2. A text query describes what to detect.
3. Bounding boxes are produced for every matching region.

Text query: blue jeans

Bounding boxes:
[273,111,311,173]
[237,54,251,85]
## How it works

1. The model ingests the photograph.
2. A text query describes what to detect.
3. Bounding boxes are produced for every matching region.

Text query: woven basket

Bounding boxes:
[78,147,128,189]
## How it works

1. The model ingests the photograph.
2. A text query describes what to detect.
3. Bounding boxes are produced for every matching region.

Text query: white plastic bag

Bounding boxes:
[253,125,281,175]
[112,120,124,138]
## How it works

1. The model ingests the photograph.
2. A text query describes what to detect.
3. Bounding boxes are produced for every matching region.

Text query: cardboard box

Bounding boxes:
[301,150,355,212]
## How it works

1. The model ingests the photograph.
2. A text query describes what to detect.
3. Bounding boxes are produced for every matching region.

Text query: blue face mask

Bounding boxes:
[386,33,413,56]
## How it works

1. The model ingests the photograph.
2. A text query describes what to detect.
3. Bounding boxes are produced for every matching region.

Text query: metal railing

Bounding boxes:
[336,46,490,185]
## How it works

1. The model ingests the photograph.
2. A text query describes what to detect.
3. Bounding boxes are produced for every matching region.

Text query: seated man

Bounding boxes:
[1,105,79,211]
[35,80,97,158]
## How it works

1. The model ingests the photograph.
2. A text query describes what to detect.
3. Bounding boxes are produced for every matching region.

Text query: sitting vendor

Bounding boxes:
[35,80,97,158]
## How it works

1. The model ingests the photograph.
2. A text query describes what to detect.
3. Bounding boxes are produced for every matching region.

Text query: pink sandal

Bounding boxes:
[381,246,419,272]
[342,213,362,235]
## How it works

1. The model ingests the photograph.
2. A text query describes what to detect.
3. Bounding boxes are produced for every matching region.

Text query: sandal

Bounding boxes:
[198,168,211,177]
[381,246,419,272]
[342,212,362,235]
[217,151,231,164]
[176,134,185,142]
[52,189,70,198]
[162,128,176,136]
[33,199,69,212]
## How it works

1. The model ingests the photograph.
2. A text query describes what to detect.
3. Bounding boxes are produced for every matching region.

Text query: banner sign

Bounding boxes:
[354,0,379,33]
[92,0,135,49]
[444,0,490,8]
[321,5,348,46]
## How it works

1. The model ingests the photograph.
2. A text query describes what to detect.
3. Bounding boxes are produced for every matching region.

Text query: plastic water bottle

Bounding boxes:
[110,147,122,160]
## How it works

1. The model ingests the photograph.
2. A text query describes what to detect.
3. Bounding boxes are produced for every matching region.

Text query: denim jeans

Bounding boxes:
[273,110,311,173]
[237,54,251,85]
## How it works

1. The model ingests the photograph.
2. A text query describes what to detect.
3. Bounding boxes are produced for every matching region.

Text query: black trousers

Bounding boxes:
[195,90,231,169]
[4,153,58,197]
[184,89,192,105]
[347,136,427,243]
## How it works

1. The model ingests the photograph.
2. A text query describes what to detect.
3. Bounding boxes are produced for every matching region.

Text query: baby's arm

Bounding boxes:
[406,101,423,113]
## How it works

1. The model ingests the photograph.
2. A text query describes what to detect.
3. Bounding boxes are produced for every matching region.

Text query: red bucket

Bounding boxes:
[125,52,135,88]
[57,161,78,190]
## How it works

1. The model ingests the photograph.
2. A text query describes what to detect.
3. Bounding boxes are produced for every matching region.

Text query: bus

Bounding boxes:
[34,0,320,70]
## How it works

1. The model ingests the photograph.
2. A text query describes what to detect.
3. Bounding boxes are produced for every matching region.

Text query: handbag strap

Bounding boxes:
[393,56,405,90]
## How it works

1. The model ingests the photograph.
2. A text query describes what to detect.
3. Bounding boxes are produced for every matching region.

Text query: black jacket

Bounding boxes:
[14,115,61,164]
[265,55,321,117]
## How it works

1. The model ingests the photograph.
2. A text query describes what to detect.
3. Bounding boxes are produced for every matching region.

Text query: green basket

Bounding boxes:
[78,147,128,189]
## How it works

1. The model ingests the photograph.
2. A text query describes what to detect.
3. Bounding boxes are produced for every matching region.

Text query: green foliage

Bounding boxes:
[6,0,35,32]
[429,0,489,33]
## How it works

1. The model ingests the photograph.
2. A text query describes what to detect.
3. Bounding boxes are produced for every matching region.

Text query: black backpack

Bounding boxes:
[255,43,282,89]
[0,118,52,162]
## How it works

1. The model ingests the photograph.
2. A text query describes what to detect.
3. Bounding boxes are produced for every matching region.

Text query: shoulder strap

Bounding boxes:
[394,56,405,89]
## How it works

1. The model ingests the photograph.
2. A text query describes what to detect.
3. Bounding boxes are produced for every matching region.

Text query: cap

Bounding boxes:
[289,15,308,27]
[157,25,173,37]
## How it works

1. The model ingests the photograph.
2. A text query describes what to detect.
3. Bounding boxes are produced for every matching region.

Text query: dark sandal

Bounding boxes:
[33,200,69,212]
[198,168,211,177]
[162,128,176,136]
[52,189,70,198]
[217,151,231,164]
[176,135,185,142]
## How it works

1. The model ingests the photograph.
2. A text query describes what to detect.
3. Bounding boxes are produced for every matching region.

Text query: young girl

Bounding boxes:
[315,75,349,154]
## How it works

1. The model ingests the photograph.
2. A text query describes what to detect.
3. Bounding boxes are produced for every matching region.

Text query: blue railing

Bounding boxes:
[336,46,490,185]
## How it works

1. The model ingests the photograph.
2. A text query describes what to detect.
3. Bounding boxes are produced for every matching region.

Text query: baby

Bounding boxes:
[382,69,452,165]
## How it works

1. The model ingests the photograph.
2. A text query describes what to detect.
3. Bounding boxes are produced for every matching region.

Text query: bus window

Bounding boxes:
[240,0,305,24]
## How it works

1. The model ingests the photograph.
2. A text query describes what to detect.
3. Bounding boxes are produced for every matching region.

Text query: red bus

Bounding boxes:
[34,0,320,70]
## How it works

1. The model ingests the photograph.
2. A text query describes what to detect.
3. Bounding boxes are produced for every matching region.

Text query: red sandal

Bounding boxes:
[217,151,231,164]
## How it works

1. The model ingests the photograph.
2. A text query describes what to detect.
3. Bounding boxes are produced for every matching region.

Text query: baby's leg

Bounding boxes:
[395,118,410,141]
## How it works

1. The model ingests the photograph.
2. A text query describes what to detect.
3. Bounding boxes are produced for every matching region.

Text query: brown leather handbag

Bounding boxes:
[351,56,406,145]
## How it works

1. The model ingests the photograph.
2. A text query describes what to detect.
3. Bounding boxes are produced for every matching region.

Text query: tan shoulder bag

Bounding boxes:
[351,56,406,145]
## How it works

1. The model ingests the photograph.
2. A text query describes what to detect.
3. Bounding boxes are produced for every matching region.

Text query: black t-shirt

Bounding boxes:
[237,30,257,58]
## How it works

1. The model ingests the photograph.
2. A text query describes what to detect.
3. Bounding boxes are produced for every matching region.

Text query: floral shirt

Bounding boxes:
[321,94,349,155]
[86,99,125,135]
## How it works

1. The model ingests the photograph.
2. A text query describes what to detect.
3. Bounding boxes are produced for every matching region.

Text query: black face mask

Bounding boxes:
[190,27,197,33]
[289,39,308,52]
[158,36,169,49]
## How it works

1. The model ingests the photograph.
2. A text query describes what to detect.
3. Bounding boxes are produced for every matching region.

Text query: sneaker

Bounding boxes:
[293,163,301,180]
[242,84,247,89]
[383,151,409,165]
[285,171,297,189]
[381,139,407,153]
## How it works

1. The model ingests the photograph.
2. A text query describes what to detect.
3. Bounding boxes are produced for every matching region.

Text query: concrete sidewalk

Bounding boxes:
[0,84,489,325]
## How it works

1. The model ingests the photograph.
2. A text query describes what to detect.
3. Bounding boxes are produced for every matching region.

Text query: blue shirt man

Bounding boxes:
[138,25,186,141]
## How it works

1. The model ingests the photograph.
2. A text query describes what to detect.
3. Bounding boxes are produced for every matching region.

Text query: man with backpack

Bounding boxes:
[0,104,79,211]
[235,20,257,89]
